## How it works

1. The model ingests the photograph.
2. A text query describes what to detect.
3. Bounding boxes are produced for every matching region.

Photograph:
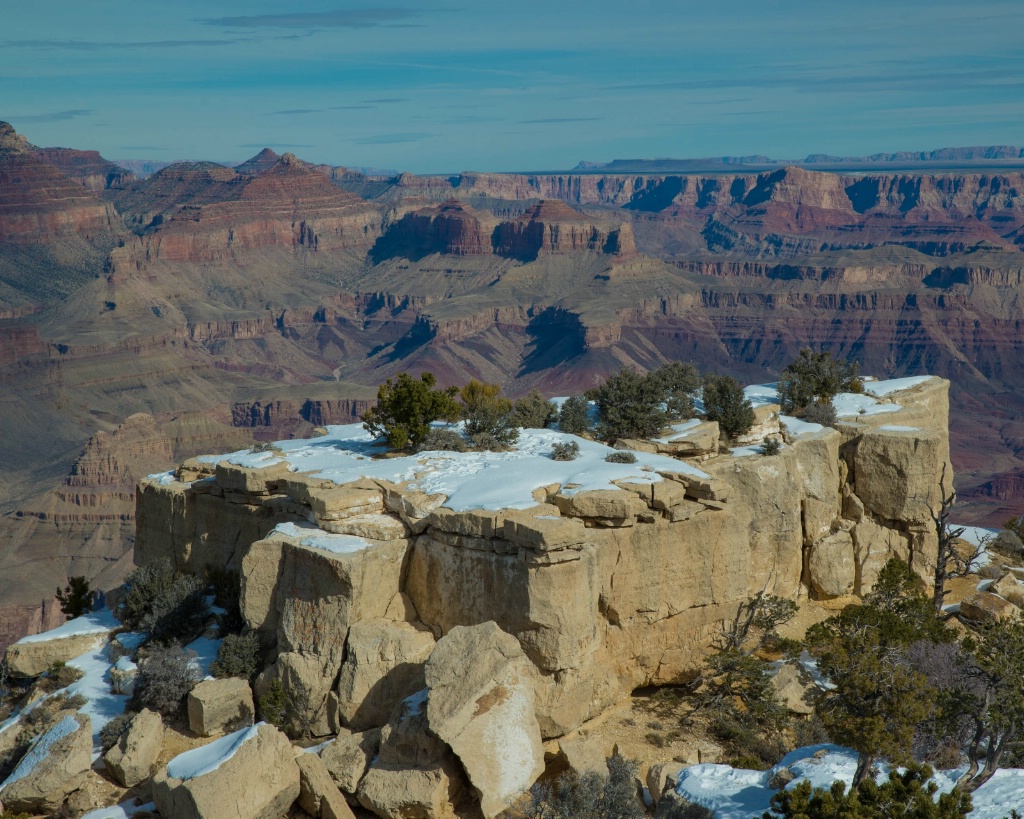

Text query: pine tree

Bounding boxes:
[56,576,94,620]
[361,372,461,450]
[702,373,755,440]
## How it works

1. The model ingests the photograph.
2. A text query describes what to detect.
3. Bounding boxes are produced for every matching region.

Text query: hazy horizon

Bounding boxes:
[4,0,1023,174]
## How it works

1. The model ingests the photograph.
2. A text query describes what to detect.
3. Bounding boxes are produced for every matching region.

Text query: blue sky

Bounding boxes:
[3,1,1022,173]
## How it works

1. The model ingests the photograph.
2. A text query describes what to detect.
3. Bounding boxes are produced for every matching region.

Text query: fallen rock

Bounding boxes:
[646,761,682,806]
[322,728,381,794]
[771,664,814,716]
[298,752,355,819]
[960,592,1018,623]
[320,513,409,540]
[808,530,855,598]
[187,677,255,737]
[0,713,91,813]
[104,708,164,788]
[425,622,545,818]
[336,619,436,730]
[991,572,1024,602]
[558,734,612,777]
[153,723,300,819]
[769,766,796,790]
[854,427,941,524]
[3,612,115,678]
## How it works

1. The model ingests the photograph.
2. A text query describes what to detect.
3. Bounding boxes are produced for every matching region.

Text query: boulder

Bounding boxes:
[104,708,164,788]
[357,691,464,819]
[646,762,682,806]
[960,592,1018,623]
[240,536,287,641]
[153,723,300,819]
[0,713,91,813]
[557,734,612,776]
[553,490,647,522]
[852,517,911,595]
[322,728,381,793]
[655,420,720,456]
[425,622,545,818]
[187,677,255,737]
[110,656,138,695]
[336,619,436,730]
[770,664,814,716]
[3,612,115,678]
[298,752,355,819]
[991,572,1024,602]
[320,513,409,540]
[808,531,855,598]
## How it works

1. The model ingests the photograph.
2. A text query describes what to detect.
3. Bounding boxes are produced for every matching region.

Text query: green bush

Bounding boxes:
[551,441,580,461]
[605,450,638,464]
[361,372,461,451]
[763,764,971,818]
[55,576,94,620]
[211,632,261,680]
[761,437,782,456]
[258,678,287,729]
[510,390,558,429]
[514,754,646,819]
[776,348,861,414]
[129,644,201,718]
[416,427,468,452]
[702,373,755,440]
[470,431,512,452]
[460,380,519,446]
[802,400,838,428]
[118,558,211,643]
[650,361,701,420]
[558,394,591,435]
[37,661,84,693]
[589,368,671,442]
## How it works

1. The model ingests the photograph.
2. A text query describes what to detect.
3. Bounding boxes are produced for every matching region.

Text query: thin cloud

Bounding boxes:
[13,109,91,123]
[363,98,407,104]
[120,146,165,151]
[202,8,422,29]
[521,117,602,124]
[2,38,238,51]
[356,132,431,144]
[239,143,313,148]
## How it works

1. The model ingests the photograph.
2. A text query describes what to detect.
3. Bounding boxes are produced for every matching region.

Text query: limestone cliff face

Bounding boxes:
[135,376,950,738]
[29,148,135,192]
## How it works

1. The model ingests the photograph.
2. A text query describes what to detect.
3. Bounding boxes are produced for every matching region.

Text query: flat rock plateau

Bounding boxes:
[2,120,1023,646]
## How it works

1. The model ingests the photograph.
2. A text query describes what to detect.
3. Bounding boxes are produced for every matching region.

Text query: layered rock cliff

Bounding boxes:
[136,376,950,742]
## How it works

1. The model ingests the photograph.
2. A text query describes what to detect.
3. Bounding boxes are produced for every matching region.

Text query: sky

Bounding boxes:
[2,1,1023,173]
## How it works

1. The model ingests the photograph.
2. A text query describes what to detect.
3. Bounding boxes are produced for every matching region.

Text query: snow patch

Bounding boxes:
[0,714,81,790]
[81,801,156,819]
[166,724,260,781]
[778,415,824,438]
[876,424,920,432]
[865,376,932,397]
[16,608,118,644]
[66,642,129,759]
[273,520,372,555]
[832,392,901,418]
[185,636,222,680]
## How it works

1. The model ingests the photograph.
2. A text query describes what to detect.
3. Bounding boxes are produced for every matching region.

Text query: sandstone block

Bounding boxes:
[557,734,612,776]
[808,531,856,598]
[852,517,911,595]
[646,762,682,806]
[425,622,545,818]
[188,677,255,737]
[104,708,164,788]
[336,619,436,730]
[992,572,1024,602]
[240,535,287,639]
[322,728,381,794]
[383,486,447,520]
[319,513,409,540]
[0,713,91,813]
[553,490,646,521]
[215,460,288,495]
[298,752,354,819]
[4,615,114,678]
[657,420,720,456]
[428,508,503,538]
[153,723,300,819]
[960,592,1018,623]
[854,427,941,524]
[502,513,587,552]
[357,764,462,819]
[311,487,385,521]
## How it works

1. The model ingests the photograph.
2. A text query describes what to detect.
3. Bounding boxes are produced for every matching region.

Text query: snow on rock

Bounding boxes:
[81,801,156,819]
[876,424,920,432]
[832,392,901,418]
[185,636,222,680]
[0,714,81,789]
[272,521,372,555]
[16,608,118,644]
[66,642,128,760]
[165,724,260,781]
[652,418,702,443]
[778,415,824,438]
[200,424,709,512]
[865,376,933,397]
[743,383,781,408]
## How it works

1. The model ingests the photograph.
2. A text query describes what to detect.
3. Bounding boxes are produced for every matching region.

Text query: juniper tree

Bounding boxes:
[361,371,461,450]
[460,379,518,446]
[56,576,94,620]
[558,394,590,435]
[776,348,862,415]
[702,373,755,440]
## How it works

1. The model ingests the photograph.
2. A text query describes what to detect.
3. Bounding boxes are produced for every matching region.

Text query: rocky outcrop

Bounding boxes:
[153,723,300,819]
[29,147,135,191]
[3,611,116,677]
[493,200,636,260]
[187,677,256,736]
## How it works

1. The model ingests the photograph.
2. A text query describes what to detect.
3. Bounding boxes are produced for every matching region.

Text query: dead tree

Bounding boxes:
[932,463,984,614]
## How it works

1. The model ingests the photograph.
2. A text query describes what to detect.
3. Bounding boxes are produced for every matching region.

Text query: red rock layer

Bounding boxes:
[30,148,135,191]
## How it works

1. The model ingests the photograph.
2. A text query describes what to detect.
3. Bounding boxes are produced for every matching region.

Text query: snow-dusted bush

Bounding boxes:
[801,400,838,428]
[605,450,637,464]
[118,558,210,643]
[777,348,862,414]
[461,380,519,447]
[362,371,461,451]
[416,427,468,452]
[509,390,558,429]
[514,754,646,819]
[129,644,201,718]
[551,441,580,461]
[702,373,755,441]
[99,711,135,752]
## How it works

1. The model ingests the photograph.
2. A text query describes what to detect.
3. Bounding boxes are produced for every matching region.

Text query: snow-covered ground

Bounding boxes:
[189,423,710,512]
[676,745,1024,818]
[15,608,118,644]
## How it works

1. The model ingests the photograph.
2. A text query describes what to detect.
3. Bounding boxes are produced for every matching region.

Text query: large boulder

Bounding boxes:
[336,619,436,730]
[425,622,545,818]
[808,531,856,599]
[321,728,381,794]
[104,708,164,788]
[152,723,300,819]
[0,713,91,813]
[770,664,814,716]
[960,592,1018,624]
[853,427,942,524]
[187,677,255,737]
[3,612,116,678]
